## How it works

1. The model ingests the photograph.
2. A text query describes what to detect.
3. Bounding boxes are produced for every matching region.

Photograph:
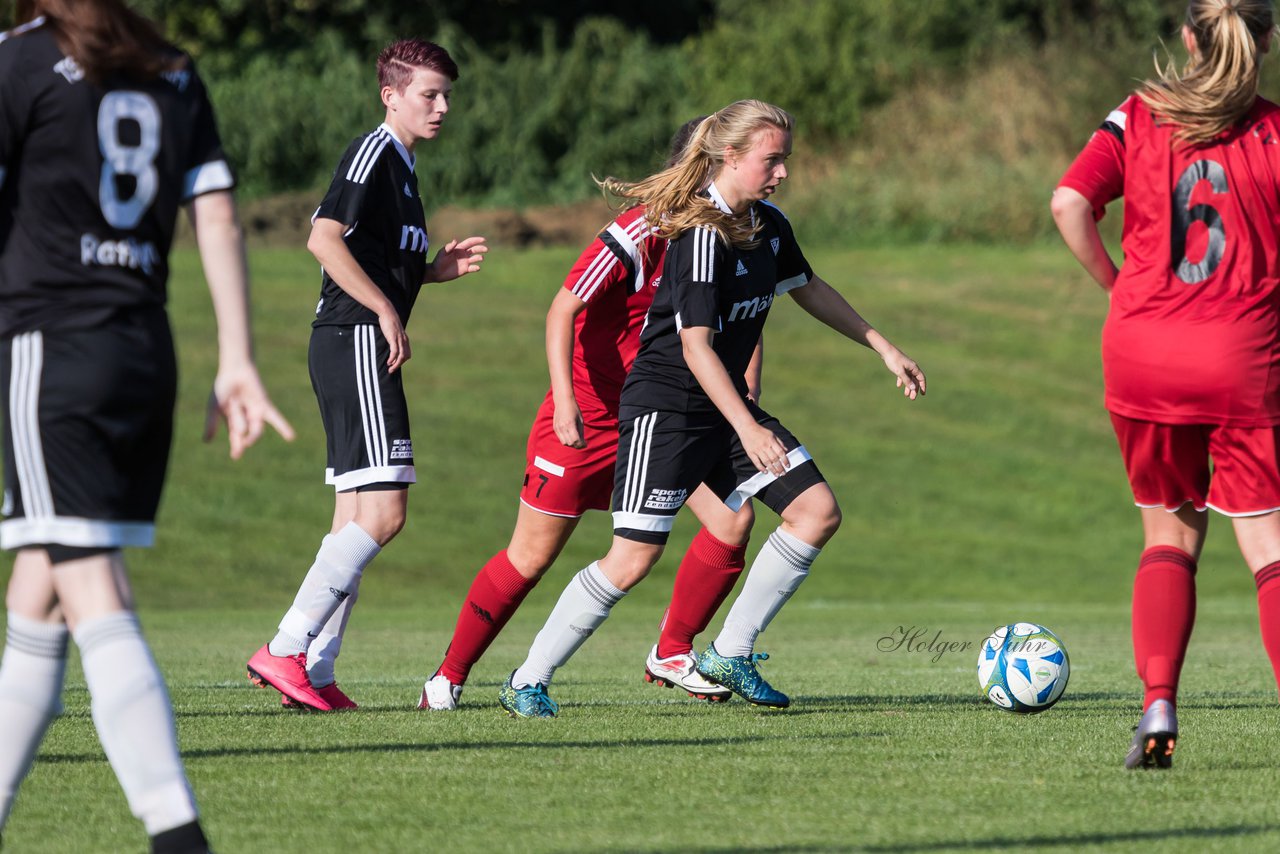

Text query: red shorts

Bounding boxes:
[520,394,620,517]
[1110,413,1280,516]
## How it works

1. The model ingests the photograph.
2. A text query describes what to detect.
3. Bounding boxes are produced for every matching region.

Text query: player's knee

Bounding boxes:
[711,505,755,547]
[505,546,556,579]
[357,509,406,546]
[787,494,841,546]
[602,548,663,591]
[816,499,843,541]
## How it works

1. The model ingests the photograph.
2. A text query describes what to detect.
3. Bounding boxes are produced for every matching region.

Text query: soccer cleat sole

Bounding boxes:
[643,669,730,702]
[1127,731,1176,770]
[246,666,326,712]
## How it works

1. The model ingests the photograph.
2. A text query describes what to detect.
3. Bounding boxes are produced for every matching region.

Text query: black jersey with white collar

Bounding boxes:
[0,20,234,336]
[311,125,428,328]
[622,200,812,415]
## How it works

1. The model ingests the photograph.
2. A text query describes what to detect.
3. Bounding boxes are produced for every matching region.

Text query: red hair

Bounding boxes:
[376,39,458,93]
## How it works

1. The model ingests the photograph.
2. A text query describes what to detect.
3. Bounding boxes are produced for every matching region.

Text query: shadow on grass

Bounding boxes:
[36,730,889,765]
[600,824,1280,854]
[854,823,1279,852]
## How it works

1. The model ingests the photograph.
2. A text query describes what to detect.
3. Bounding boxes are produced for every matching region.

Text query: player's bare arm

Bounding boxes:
[424,236,489,283]
[545,288,589,448]
[789,275,925,399]
[307,217,411,371]
[1050,187,1118,292]
[681,326,789,476]
[189,191,296,458]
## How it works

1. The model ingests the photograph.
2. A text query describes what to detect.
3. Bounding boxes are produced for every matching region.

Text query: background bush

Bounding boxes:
[14,0,1280,242]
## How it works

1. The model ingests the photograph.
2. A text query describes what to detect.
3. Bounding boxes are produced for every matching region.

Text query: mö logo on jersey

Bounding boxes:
[399,224,428,253]
[81,234,161,274]
[728,292,774,322]
[53,56,84,83]
[390,438,413,461]
[644,487,688,511]
[161,68,192,92]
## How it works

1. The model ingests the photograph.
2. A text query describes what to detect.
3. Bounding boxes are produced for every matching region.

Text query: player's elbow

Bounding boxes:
[1049,187,1089,227]
[306,225,336,265]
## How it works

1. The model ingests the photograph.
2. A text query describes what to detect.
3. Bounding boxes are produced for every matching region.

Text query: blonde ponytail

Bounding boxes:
[1138,0,1276,144]
[598,100,794,249]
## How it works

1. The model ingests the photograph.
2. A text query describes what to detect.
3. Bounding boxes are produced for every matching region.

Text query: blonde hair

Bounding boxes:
[1138,0,1276,144]
[598,100,794,248]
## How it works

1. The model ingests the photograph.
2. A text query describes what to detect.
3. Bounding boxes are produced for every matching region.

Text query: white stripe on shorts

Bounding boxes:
[623,412,657,514]
[533,456,566,477]
[723,445,813,512]
[0,517,153,549]
[353,326,389,468]
[611,511,676,533]
[9,333,54,520]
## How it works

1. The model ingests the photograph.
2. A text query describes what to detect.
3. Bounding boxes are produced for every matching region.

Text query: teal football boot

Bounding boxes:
[695,643,790,708]
[498,672,560,718]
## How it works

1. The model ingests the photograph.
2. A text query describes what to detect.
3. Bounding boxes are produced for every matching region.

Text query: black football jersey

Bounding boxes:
[310,125,428,328]
[0,19,234,336]
[622,197,813,415]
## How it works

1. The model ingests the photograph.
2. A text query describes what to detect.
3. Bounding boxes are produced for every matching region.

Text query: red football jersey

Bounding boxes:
[1060,94,1280,427]
[559,205,665,419]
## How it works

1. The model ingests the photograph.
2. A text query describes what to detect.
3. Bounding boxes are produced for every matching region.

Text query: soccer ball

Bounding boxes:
[977,622,1069,713]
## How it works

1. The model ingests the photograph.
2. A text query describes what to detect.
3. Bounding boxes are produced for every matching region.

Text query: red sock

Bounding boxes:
[656,528,748,659]
[438,551,538,685]
[1254,560,1280,698]
[1132,546,1197,710]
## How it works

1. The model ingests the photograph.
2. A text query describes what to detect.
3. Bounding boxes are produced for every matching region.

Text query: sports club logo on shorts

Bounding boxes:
[390,438,413,461]
[643,487,688,511]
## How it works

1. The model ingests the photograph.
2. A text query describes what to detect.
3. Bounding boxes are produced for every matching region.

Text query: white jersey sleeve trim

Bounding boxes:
[570,245,622,303]
[0,16,46,43]
[183,160,234,200]
[605,220,644,269]
[775,273,809,295]
[723,445,813,512]
[1105,107,1128,130]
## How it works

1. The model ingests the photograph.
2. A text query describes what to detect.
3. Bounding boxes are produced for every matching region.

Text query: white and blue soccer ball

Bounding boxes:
[977,622,1069,713]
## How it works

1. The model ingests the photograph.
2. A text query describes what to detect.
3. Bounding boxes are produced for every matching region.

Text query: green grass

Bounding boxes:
[4,243,1280,852]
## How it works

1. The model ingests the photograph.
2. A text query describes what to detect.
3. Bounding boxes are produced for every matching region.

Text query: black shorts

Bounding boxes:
[611,401,825,544]
[309,325,415,491]
[0,311,177,549]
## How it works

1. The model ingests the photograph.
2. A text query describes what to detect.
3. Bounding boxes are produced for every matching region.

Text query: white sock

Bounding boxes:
[271,524,379,657]
[512,562,626,689]
[714,528,820,658]
[0,613,68,829]
[74,612,197,836]
[305,584,358,689]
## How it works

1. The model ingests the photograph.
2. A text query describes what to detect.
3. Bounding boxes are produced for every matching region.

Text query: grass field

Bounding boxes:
[4,242,1280,853]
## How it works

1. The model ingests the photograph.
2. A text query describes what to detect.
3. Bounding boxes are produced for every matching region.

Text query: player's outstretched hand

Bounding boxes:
[204,364,296,460]
[430,236,489,283]
[553,400,587,449]
[740,422,791,476]
[883,348,926,400]
[379,309,411,372]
